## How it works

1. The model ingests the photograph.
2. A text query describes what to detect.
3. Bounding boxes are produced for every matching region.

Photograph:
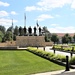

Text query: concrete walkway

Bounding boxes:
[32,69,75,75]
[38,46,75,58]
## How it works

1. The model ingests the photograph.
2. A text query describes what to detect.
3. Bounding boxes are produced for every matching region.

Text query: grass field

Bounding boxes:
[0,50,65,75]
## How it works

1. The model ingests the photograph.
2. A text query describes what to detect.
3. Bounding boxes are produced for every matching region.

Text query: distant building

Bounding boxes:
[55,33,75,43]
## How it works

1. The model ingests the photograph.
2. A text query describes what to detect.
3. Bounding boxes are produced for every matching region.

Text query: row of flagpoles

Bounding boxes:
[11,13,39,41]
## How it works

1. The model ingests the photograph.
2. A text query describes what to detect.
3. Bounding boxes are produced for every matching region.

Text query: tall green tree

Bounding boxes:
[0,25,6,34]
[0,31,4,42]
[7,26,12,32]
[43,26,51,42]
[3,31,12,41]
[73,34,75,43]
[51,33,59,44]
[14,26,19,36]
[62,33,72,44]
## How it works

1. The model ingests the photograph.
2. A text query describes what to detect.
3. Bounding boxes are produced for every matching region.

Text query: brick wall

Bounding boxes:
[16,36,45,47]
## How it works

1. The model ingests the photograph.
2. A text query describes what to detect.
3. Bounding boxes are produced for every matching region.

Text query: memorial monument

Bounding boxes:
[16,22,45,47]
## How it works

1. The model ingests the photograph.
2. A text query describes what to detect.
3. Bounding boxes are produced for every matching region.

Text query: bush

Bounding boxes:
[53,45,75,52]
[55,55,66,62]
[70,56,75,65]
[27,47,66,62]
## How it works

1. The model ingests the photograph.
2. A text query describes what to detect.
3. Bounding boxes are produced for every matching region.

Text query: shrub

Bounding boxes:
[70,56,75,65]
[55,54,66,62]
[27,47,66,62]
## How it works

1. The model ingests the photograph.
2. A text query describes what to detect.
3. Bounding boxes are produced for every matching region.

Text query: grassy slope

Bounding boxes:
[0,50,64,75]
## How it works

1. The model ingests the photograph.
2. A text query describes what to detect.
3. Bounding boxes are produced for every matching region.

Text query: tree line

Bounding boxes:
[51,33,75,44]
[0,25,51,42]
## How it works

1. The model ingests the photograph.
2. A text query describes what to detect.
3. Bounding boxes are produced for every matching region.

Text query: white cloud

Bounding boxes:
[51,24,59,26]
[0,11,9,17]
[49,26,75,33]
[0,1,10,7]
[37,0,72,10]
[37,0,72,7]
[36,14,54,21]
[0,18,18,29]
[25,6,43,11]
[11,11,17,15]
[71,0,75,9]
[25,0,73,11]
[25,6,36,11]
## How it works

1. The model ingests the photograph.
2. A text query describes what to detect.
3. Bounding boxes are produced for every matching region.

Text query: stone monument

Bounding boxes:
[16,24,46,47]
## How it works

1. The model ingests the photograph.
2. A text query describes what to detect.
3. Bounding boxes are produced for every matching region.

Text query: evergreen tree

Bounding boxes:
[73,34,75,43]
[43,26,51,42]
[0,25,6,34]
[51,33,59,44]
[14,26,19,36]
[62,33,72,44]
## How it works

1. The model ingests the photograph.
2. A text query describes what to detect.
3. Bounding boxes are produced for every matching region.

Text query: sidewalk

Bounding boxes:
[31,69,75,75]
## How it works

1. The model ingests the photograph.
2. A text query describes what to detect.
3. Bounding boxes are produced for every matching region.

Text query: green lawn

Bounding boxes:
[0,50,64,75]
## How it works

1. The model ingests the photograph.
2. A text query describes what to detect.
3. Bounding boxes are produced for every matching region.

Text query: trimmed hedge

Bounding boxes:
[27,47,66,62]
[52,45,75,52]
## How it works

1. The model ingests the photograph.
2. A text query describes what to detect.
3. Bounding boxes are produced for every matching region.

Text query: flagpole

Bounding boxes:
[24,13,26,27]
[12,19,13,42]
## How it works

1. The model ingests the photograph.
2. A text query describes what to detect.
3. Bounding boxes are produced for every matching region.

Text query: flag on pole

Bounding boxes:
[25,13,26,20]
[12,19,13,27]
[24,13,26,27]
[36,20,39,27]
[12,19,13,32]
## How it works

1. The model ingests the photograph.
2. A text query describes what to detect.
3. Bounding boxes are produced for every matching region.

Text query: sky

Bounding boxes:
[0,0,75,33]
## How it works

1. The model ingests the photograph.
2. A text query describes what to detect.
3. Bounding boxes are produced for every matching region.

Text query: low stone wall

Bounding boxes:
[0,43,7,47]
[45,42,53,46]
[6,41,16,46]
[0,41,16,47]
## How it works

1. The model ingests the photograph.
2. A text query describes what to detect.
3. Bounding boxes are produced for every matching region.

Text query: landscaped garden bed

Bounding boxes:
[27,47,75,69]
[52,44,75,53]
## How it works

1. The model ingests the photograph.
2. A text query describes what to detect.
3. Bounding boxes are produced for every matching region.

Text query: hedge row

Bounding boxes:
[70,57,75,65]
[27,47,66,62]
[52,45,74,52]
[27,47,75,65]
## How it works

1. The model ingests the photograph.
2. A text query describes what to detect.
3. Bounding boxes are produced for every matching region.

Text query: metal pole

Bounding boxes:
[43,47,45,51]
[24,13,26,27]
[12,19,13,42]
[65,56,70,71]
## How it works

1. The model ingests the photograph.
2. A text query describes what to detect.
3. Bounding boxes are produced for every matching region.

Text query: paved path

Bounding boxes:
[31,69,75,75]
[38,46,75,58]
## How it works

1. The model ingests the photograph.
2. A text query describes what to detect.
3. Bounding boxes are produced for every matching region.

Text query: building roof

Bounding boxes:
[54,33,75,37]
